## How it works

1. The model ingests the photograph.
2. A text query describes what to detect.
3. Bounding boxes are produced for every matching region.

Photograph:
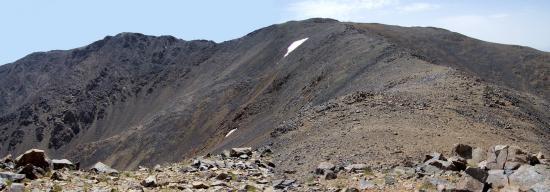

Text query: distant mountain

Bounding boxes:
[0,18,548,171]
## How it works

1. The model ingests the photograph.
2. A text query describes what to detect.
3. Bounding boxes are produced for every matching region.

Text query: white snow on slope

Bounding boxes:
[284,38,309,57]
[225,128,237,137]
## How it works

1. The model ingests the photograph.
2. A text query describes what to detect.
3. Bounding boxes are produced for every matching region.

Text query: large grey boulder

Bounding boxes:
[468,147,486,166]
[508,165,544,191]
[486,169,509,189]
[91,162,119,176]
[529,179,550,192]
[464,167,488,183]
[316,162,335,175]
[17,164,46,180]
[487,145,508,170]
[15,149,50,170]
[0,178,5,190]
[452,143,473,159]
[9,183,25,192]
[456,174,485,192]
[52,159,77,170]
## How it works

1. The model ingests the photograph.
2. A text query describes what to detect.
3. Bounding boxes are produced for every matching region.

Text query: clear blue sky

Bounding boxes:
[1,0,549,65]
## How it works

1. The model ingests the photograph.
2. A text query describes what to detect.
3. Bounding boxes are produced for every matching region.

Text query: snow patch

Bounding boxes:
[284,38,309,57]
[225,128,237,137]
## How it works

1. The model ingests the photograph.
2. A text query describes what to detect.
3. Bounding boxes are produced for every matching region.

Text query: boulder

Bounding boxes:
[273,179,296,189]
[469,147,486,165]
[0,172,25,182]
[447,156,467,171]
[192,181,209,189]
[358,178,375,190]
[0,178,5,190]
[141,175,157,187]
[486,169,509,189]
[529,179,550,192]
[508,165,544,191]
[487,145,508,170]
[17,164,46,180]
[52,159,77,170]
[456,175,485,192]
[324,170,337,180]
[316,162,335,175]
[230,147,252,157]
[464,167,488,183]
[9,183,25,192]
[1,154,13,163]
[452,143,473,159]
[91,162,119,176]
[15,149,50,170]
[424,152,446,162]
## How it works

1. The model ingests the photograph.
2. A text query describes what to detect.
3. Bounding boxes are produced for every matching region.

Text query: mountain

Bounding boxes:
[0,18,548,172]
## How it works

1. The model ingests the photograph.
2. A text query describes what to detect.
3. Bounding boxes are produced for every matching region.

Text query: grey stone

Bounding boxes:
[424,152,446,162]
[487,145,508,170]
[141,175,157,187]
[529,179,550,192]
[464,167,488,182]
[486,169,509,189]
[0,171,26,182]
[456,175,485,192]
[316,162,335,175]
[358,178,375,190]
[90,162,119,176]
[324,170,337,180]
[192,181,209,189]
[452,143,473,159]
[469,147,486,165]
[509,165,544,191]
[230,147,252,157]
[448,156,468,171]
[17,164,45,180]
[273,179,296,189]
[392,166,415,178]
[0,178,5,191]
[9,183,25,192]
[15,149,50,170]
[52,159,77,170]
[504,161,521,170]
[384,175,396,185]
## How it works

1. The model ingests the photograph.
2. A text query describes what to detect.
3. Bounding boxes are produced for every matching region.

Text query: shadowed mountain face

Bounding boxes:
[0,18,548,170]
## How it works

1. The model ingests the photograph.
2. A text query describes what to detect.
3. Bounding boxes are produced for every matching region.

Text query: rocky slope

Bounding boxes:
[0,144,548,191]
[0,18,548,175]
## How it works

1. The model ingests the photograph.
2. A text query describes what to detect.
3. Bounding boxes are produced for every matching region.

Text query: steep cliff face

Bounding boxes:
[0,18,548,170]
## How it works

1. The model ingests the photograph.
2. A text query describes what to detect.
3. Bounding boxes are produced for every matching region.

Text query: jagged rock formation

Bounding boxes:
[0,18,548,172]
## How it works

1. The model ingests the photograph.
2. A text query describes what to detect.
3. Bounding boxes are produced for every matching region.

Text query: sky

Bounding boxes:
[1,0,549,65]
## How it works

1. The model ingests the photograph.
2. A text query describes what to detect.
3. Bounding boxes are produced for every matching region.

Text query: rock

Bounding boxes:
[273,179,296,189]
[221,150,231,158]
[527,154,541,165]
[456,175,485,192]
[424,152,446,162]
[417,164,444,175]
[141,175,157,187]
[0,178,5,190]
[91,162,119,176]
[464,167,488,183]
[504,161,521,170]
[216,172,229,180]
[316,162,335,175]
[447,156,467,171]
[358,178,375,190]
[487,145,508,170]
[529,179,550,192]
[343,188,360,192]
[9,183,25,192]
[17,164,45,180]
[535,152,545,160]
[0,172,26,182]
[230,147,252,157]
[344,164,368,172]
[452,143,473,159]
[192,181,209,189]
[469,147,486,165]
[210,181,227,187]
[384,175,396,185]
[392,166,415,178]
[51,171,68,181]
[324,170,337,180]
[15,149,50,170]
[508,165,544,191]
[153,164,162,172]
[52,159,76,170]
[486,169,509,189]
[1,154,13,163]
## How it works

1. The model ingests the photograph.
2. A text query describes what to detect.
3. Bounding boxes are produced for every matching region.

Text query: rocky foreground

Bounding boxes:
[0,144,549,191]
